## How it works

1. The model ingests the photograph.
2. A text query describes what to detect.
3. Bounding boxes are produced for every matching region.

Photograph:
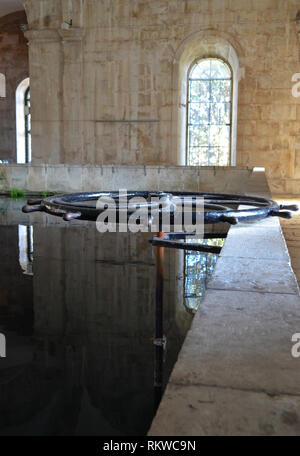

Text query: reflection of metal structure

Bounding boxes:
[22,191,299,408]
[153,231,165,408]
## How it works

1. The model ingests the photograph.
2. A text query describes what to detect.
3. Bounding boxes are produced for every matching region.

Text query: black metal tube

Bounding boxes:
[154,232,165,408]
[150,237,222,254]
[25,191,291,225]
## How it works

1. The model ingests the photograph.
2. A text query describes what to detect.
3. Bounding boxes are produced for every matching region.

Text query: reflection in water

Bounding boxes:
[184,238,225,313]
[18,225,33,275]
[0,203,221,436]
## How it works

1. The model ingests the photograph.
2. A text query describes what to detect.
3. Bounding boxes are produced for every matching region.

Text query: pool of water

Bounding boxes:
[0,198,222,436]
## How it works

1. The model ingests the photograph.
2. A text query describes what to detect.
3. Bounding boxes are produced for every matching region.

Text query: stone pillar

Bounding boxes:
[296,11,300,62]
[24,29,63,164]
[58,27,85,163]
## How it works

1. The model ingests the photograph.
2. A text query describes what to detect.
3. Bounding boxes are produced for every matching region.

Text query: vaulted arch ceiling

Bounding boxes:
[0,0,24,18]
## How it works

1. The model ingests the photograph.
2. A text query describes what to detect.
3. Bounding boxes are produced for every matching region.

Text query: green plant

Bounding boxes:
[41,191,56,198]
[10,188,26,199]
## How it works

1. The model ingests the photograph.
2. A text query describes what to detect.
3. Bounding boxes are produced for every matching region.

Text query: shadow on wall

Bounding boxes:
[0,10,29,163]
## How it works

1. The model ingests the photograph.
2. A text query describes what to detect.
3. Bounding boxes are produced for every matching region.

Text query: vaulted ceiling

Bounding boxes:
[0,0,24,18]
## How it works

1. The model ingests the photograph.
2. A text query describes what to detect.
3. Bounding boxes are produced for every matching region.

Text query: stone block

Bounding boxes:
[149,383,300,436]
[208,257,298,294]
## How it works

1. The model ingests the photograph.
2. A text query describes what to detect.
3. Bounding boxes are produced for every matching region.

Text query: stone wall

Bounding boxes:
[0,163,254,195]
[19,0,300,194]
[0,11,29,162]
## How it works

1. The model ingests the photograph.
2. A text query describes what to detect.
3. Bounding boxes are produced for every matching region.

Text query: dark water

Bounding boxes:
[0,198,221,436]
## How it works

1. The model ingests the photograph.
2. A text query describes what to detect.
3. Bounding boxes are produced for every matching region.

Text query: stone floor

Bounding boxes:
[274,195,300,285]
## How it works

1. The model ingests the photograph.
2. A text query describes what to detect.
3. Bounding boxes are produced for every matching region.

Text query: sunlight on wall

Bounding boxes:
[16,77,30,163]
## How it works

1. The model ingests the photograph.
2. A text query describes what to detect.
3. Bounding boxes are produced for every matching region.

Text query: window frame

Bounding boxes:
[16,77,30,164]
[186,56,233,167]
[24,86,31,164]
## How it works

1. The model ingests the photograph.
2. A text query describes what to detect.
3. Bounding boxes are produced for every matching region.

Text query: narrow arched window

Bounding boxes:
[16,78,31,163]
[187,58,232,166]
[24,87,31,163]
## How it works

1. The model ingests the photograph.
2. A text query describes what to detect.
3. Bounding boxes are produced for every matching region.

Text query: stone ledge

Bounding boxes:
[149,170,300,436]
[208,257,299,294]
[149,384,300,436]
[0,164,253,194]
[163,290,300,397]
[219,223,290,261]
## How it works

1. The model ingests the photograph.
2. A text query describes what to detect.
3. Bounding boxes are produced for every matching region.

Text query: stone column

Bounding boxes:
[58,27,85,163]
[24,29,63,164]
[296,11,300,62]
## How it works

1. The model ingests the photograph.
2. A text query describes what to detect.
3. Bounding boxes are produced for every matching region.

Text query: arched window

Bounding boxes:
[172,32,241,165]
[187,58,232,166]
[24,87,31,163]
[16,77,31,163]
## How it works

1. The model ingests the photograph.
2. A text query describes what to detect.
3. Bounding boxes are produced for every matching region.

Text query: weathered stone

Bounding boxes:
[208,257,299,294]
[0,11,28,163]
[149,384,300,436]
[0,0,296,193]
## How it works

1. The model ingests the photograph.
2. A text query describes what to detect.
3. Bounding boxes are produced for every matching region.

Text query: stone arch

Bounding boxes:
[19,0,29,21]
[171,30,243,165]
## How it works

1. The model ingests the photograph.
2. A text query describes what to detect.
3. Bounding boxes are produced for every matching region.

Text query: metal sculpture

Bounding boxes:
[23,191,298,222]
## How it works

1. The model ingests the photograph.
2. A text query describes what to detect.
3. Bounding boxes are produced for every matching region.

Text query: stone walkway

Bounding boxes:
[274,195,300,285]
[149,176,300,436]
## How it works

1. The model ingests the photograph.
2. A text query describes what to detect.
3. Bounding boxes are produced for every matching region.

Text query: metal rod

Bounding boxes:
[150,238,222,254]
[154,231,165,409]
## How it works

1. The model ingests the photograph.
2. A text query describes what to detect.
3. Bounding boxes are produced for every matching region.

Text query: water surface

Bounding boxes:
[0,198,221,435]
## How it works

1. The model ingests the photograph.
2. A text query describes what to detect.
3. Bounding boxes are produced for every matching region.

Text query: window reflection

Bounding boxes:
[18,225,33,275]
[184,238,224,312]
